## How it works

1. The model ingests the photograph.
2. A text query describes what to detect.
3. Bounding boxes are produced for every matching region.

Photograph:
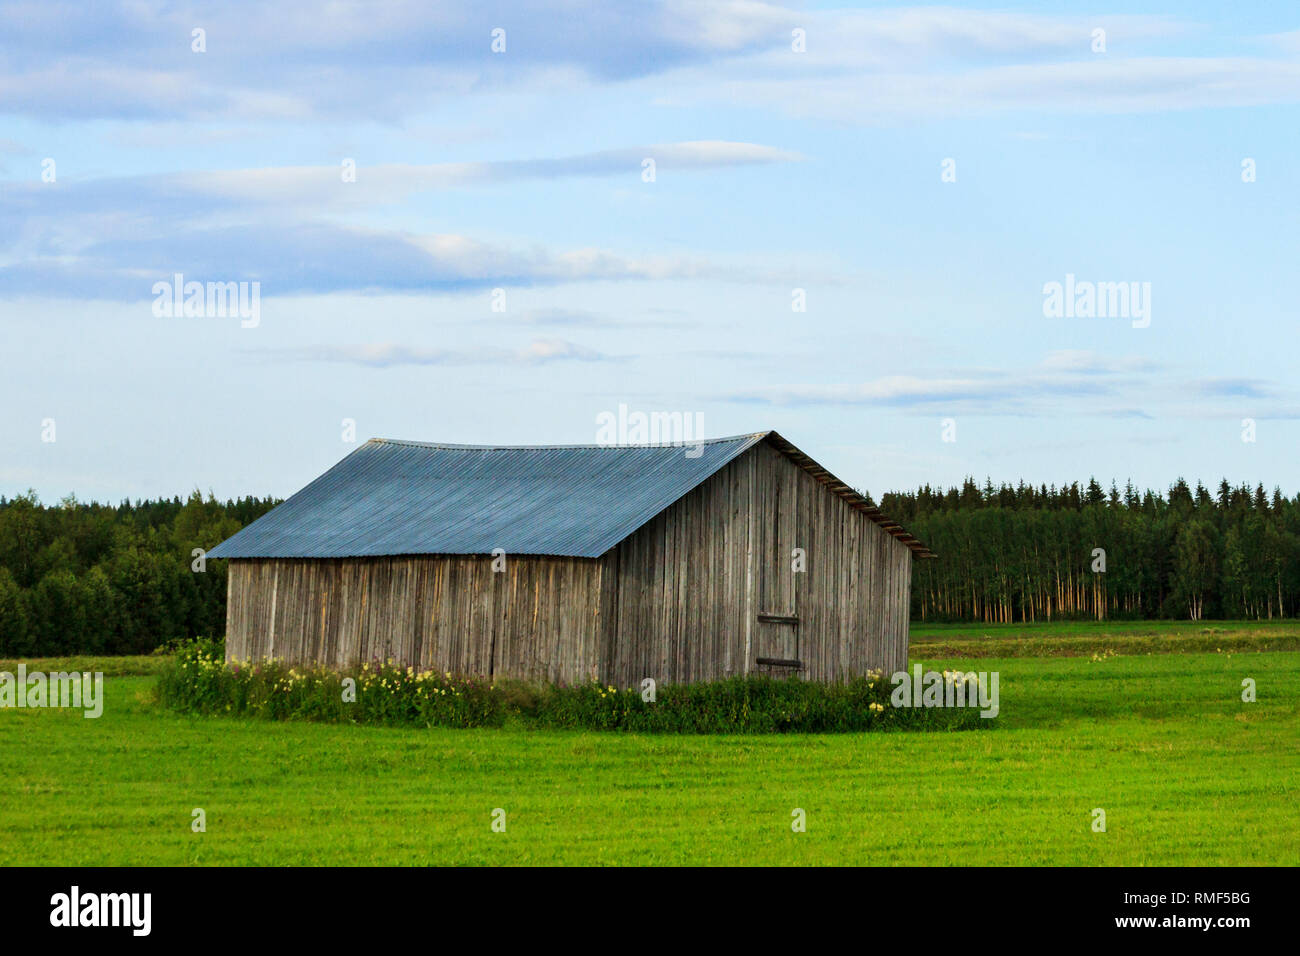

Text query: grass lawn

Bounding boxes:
[1,645,1296,865]
[910,618,1300,658]
[0,654,169,677]
[911,619,1300,639]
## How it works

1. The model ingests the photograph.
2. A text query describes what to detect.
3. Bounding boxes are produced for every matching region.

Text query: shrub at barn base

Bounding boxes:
[156,639,986,734]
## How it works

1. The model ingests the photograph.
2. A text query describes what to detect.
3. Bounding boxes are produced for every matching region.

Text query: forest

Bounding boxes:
[878,477,1300,623]
[1,474,1298,656]
[0,492,276,656]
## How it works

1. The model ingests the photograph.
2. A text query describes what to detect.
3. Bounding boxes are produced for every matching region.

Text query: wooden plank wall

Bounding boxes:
[225,555,604,682]
[603,451,754,687]
[604,440,912,686]
[754,440,913,679]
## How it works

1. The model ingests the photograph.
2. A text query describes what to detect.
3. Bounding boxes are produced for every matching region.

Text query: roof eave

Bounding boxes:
[761,431,936,558]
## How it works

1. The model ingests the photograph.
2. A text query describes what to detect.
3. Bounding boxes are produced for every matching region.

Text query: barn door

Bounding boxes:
[753,452,801,678]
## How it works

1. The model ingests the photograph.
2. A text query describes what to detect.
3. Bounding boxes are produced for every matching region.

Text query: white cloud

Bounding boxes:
[1040,351,1160,374]
[0,142,802,299]
[667,55,1300,122]
[0,2,1234,123]
[718,351,1291,418]
[181,141,804,208]
[258,337,609,368]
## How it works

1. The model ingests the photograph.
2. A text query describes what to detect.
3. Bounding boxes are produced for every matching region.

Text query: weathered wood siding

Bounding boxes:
[603,440,912,685]
[602,451,755,687]
[764,441,913,679]
[225,555,604,682]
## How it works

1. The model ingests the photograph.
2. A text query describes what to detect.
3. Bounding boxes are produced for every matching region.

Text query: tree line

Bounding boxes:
[3,474,1298,657]
[876,477,1300,622]
[0,492,277,656]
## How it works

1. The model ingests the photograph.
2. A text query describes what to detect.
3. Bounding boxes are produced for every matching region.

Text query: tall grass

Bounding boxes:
[157,639,986,734]
[156,638,504,727]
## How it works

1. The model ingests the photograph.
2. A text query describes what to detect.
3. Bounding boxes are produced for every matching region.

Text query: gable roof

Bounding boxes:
[207,431,933,560]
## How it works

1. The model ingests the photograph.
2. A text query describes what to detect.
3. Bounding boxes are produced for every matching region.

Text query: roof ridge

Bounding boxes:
[367,431,771,451]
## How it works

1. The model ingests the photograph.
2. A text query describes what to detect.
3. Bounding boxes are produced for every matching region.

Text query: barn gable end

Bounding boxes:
[601,438,914,685]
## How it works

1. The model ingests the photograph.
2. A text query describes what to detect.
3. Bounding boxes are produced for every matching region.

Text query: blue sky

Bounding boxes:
[3,1,1299,503]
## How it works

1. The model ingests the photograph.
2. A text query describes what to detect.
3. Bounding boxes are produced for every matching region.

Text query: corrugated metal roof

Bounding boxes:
[207,433,768,559]
[207,431,934,560]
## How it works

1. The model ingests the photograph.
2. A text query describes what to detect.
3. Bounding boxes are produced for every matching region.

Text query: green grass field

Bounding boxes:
[911,618,1300,639]
[910,618,1300,657]
[1,635,1297,865]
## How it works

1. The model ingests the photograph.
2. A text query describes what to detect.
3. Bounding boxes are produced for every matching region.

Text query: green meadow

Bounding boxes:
[1,634,1296,865]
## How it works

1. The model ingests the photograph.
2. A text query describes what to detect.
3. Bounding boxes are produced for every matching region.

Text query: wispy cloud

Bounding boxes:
[1040,351,1160,375]
[477,306,693,329]
[0,221,742,300]
[0,1,790,119]
[256,337,610,368]
[3,2,1267,124]
[677,56,1300,123]
[0,140,801,300]
[718,351,1297,418]
[1194,377,1276,399]
[181,142,803,207]
[1,140,799,221]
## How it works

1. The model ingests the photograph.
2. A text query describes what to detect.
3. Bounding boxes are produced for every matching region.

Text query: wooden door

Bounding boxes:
[753,452,801,678]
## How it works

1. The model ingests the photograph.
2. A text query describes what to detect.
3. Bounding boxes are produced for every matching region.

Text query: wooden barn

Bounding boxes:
[207,432,933,684]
